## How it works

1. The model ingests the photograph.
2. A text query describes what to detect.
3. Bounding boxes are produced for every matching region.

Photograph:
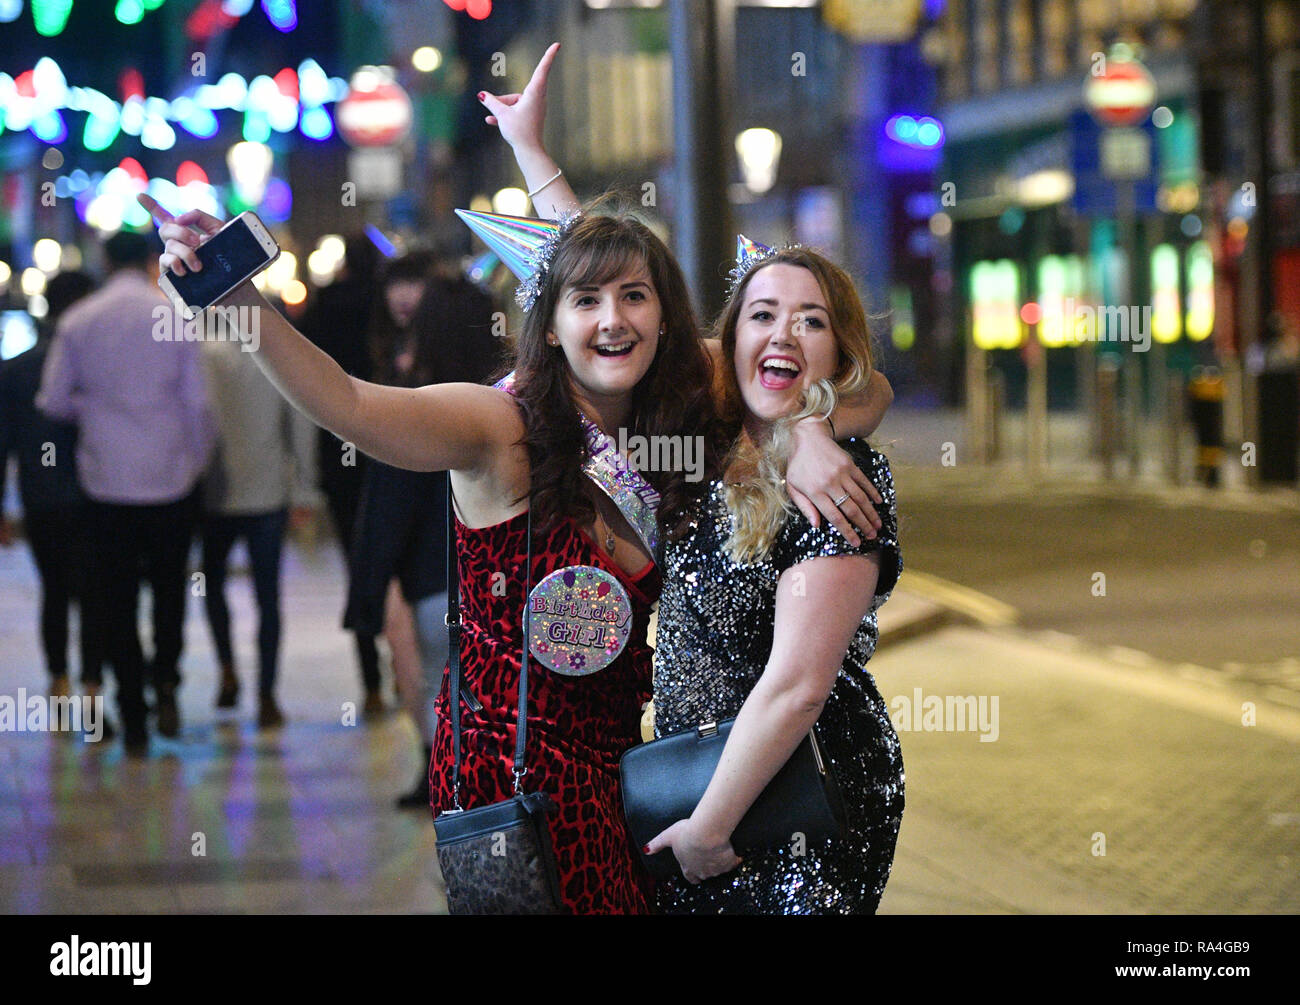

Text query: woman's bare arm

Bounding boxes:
[645,552,881,881]
[140,195,517,475]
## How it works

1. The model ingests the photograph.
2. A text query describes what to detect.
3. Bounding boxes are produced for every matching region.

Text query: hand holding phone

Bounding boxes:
[137,196,280,318]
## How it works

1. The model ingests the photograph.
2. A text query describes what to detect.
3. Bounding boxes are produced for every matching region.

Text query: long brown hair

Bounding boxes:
[712,247,878,562]
[509,209,724,543]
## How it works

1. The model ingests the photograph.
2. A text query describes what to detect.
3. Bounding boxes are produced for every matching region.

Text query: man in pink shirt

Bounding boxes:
[38,230,216,755]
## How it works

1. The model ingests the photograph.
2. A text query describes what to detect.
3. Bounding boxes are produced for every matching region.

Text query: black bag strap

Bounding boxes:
[446,481,533,809]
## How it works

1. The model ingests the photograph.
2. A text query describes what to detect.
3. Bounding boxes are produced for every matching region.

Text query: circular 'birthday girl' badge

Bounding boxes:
[527,566,633,676]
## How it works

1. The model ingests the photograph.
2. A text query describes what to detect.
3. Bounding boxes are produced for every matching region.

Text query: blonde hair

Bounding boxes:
[716,248,876,564]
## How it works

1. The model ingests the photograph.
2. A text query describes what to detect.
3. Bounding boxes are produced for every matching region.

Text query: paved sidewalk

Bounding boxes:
[3,527,1293,914]
[0,538,446,914]
[874,622,1300,914]
[876,406,1300,512]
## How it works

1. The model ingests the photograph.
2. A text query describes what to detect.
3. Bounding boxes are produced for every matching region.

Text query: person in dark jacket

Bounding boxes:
[0,269,101,726]
[298,235,385,711]
[343,253,503,807]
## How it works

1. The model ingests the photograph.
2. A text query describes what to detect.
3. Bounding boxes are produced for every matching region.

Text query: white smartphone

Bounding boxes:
[158,210,280,319]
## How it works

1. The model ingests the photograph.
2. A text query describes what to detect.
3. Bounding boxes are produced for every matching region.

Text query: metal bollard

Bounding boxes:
[1097,358,1120,481]
[1165,371,1184,485]
[987,367,1004,463]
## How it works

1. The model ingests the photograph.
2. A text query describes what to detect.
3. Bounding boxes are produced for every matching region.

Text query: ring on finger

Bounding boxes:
[832,492,850,508]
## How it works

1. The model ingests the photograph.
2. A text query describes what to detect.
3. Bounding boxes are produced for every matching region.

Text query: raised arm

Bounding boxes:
[139,195,516,477]
[645,551,882,882]
[478,43,581,219]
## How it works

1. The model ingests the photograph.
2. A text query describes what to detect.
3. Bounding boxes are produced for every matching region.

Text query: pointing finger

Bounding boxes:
[137,193,174,226]
[527,41,560,95]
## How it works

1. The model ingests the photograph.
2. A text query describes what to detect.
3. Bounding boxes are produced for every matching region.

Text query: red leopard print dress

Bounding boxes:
[430,508,660,914]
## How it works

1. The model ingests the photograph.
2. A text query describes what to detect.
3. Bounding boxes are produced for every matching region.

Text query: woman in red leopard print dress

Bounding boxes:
[431,509,660,913]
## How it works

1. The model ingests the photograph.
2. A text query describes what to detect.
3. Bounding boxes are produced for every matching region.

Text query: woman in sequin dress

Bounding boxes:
[646,248,904,914]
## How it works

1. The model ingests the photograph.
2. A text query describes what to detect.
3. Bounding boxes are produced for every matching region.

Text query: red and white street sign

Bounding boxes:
[336,71,413,148]
[1084,57,1157,128]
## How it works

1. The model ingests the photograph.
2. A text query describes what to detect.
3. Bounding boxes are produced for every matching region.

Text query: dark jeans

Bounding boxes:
[87,488,199,739]
[201,508,287,696]
[23,504,103,685]
[322,461,380,693]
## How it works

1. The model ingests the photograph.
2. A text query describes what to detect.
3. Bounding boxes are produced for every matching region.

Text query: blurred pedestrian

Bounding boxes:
[0,269,101,722]
[37,230,216,755]
[299,235,385,712]
[199,326,320,729]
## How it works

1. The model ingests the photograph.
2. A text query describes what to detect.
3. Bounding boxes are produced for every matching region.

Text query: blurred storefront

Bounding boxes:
[928,0,1300,481]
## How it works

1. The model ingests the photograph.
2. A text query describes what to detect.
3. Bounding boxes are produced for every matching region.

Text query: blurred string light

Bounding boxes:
[0,0,21,22]
[2,55,344,149]
[32,0,74,36]
[885,114,945,149]
[260,177,292,223]
[443,0,492,19]
[68,156,219,234]
[115,0,167,25]
[261,0,296,31]
[176,160,207,187]
[227,140,274,205]
[0,261,11,285]
[116,0,145,24]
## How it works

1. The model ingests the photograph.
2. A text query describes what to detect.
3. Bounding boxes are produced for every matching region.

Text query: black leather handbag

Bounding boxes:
[620,718,848,879]
[433,494,564,915]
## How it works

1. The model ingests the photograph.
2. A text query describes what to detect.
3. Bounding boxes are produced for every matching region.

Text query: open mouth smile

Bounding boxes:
[758,354,802,390]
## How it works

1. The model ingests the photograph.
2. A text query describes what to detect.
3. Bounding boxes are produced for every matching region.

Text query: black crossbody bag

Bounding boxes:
[620,719,848,880]
[433,487,564,914]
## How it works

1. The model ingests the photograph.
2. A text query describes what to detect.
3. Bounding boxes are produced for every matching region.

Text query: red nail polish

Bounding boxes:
[642,845,650,854]
[477,91,486,101]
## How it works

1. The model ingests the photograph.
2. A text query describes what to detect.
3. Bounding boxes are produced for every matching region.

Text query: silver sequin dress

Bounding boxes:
[652,438,903,914]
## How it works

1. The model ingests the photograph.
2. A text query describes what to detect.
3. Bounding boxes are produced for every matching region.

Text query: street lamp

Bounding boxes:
[412,47,443,73]
[735,127,782,195]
